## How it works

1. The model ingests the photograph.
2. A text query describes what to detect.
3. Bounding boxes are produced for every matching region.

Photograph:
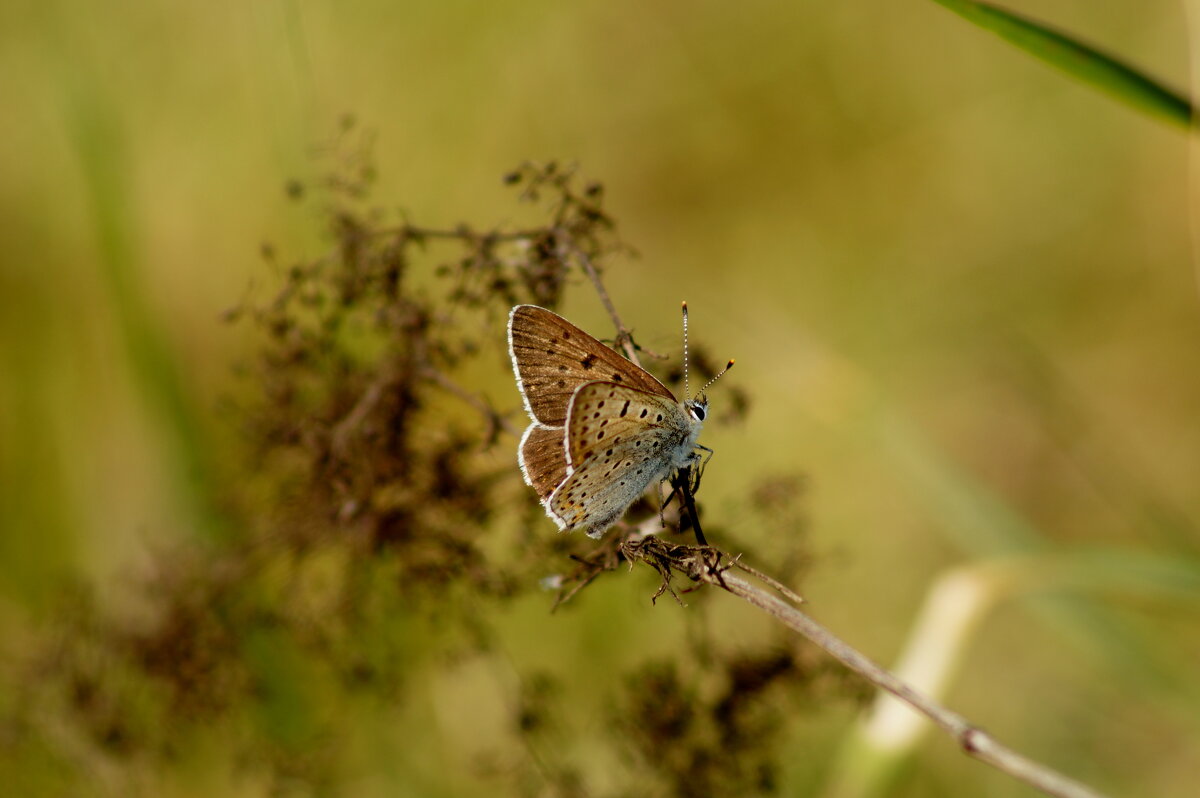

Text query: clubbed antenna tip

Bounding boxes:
[699,358,734,395]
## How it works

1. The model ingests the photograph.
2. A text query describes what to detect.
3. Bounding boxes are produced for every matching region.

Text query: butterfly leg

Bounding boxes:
[660,477,681,520]
[671,465,709,547]
[688,445,714,490]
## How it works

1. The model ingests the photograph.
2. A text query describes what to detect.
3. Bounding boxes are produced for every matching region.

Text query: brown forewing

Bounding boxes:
[508,305,674,426]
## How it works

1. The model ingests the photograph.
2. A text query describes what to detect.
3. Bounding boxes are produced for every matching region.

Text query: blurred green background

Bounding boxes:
[2,0,1198,796]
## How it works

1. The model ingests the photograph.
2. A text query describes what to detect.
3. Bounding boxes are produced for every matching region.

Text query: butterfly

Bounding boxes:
[507,304,730,538]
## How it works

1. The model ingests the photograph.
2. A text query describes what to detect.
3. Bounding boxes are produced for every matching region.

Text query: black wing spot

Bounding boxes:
[640,408,648,418]
[620,400,630,417]
[558,365,567,372]
[606,449,613,456]
[656,413,663,422]
[612,373,623,382]
[581,353,596,369]
[557,380,567,388]
[562,331,571,340]
[593,412,600,419]
[597,400,605,408]
[597,431,605,439]
[600,420,609,427]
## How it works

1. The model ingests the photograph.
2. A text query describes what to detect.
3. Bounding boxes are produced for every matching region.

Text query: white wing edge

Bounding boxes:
[507,305,541,424]
[517,420,571,531]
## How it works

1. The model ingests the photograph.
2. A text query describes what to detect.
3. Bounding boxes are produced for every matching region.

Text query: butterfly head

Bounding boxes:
[684,397,708,424]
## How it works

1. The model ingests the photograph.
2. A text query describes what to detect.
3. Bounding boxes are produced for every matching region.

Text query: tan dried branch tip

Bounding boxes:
[616,540,1108,798]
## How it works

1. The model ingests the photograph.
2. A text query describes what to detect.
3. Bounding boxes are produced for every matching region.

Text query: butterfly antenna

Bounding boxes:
[700,359,736,395]
[681,301,691,399]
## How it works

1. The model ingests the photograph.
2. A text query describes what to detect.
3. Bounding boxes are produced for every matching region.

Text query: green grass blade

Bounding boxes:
[932,0,1194,130]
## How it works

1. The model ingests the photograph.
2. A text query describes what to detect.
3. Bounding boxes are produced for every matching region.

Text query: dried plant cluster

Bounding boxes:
[14,127,843,797]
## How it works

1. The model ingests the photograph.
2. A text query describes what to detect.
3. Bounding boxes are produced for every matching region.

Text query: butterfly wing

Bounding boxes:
[518,423,568,502]
[508,305,674,426]
[548,382,690,537]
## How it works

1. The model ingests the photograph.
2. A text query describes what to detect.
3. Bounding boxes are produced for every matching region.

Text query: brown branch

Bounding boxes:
[422,366,520,439]
[695,563,1108,798]
[370,224,547,243]
[571,244,640,365]
[330,376,387,458]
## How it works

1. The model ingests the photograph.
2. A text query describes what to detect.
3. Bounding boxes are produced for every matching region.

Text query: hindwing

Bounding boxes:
[518,423,569,502]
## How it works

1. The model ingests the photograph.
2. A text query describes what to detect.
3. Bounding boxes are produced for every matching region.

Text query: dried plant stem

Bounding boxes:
[708,569,1107,798]
[572,245,640,364]
[422,366,520,438]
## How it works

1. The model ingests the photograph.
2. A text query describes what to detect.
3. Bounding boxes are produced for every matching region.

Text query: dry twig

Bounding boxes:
[618,542,1109,798]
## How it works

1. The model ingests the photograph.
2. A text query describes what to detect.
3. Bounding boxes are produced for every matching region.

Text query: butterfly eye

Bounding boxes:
[689,403,706,422]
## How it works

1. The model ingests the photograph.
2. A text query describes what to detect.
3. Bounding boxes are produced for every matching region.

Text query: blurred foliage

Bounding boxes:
[2,2,1199,797]
[1,143,826,797]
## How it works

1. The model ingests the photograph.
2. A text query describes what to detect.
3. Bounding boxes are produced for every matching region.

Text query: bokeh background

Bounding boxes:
[2,1,1198,796]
